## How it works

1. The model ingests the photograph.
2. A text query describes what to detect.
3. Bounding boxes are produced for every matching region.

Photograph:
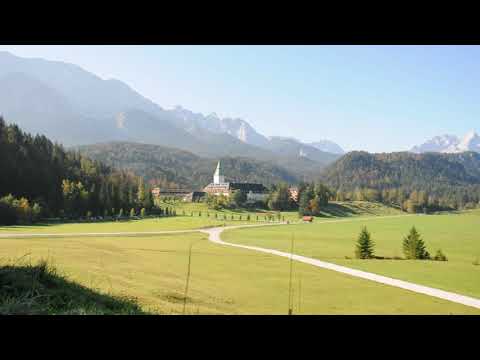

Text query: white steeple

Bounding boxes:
[213,161,225,184]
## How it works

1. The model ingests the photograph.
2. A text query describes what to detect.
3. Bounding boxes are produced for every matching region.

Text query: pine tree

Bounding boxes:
[143,189,155,210]
[403,226,430,259]
[137,178,145,205]
[355,226,375,259]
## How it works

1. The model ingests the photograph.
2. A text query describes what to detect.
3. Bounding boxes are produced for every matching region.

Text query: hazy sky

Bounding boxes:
[0,45,479,152]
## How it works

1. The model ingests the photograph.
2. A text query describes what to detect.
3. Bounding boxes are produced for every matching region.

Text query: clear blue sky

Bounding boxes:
[0,45,478,152]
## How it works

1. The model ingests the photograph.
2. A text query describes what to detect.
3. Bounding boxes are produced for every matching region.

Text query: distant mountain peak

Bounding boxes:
[412,131,480,154]
[309,140,345,155]
[0,51,341,172]
[207,112,219,119]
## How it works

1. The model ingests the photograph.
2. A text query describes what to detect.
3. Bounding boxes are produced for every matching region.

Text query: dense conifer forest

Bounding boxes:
[321,151,480,211]
[0,117,154,224]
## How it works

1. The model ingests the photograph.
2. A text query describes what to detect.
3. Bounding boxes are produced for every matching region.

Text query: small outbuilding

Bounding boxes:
[302,216,313,222]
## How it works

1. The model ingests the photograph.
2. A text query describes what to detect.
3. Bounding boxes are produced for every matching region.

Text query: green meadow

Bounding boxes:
[223,209,480,299]
[1,231,478,314]
[0,217,243,234]
[1,202,479,314]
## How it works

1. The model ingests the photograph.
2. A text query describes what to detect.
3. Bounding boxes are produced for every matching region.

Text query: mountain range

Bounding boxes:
[0,51,343,175]
[411,131,480,154]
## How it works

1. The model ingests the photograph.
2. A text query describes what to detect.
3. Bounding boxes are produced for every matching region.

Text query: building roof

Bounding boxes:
[229,183,268,193]
[204,182,268,193]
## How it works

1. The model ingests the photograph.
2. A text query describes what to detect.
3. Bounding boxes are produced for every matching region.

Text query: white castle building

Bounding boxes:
[203,161,268,202]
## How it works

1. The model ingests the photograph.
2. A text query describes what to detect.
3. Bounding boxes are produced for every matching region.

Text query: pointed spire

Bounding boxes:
[213,160,225,184]
[214,160,221,177]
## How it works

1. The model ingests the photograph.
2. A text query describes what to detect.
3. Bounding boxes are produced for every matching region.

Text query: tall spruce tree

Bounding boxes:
[355,226,375,259]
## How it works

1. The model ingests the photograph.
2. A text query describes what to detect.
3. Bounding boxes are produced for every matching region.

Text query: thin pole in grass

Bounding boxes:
[298,275,302,315]
[288,233,295,315]
[182,240,197,315]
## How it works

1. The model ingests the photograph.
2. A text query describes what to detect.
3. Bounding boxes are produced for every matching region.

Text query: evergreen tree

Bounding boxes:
[403,227,430,259]
[143,188,154,210]
[298,185,314,216]
[137,178,145,205]
[355,226,375,259]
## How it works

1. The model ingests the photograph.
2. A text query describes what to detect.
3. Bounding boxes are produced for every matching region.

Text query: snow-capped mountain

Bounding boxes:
[457,130,480,153]
[411,131,480,153]
[309,140,345,155]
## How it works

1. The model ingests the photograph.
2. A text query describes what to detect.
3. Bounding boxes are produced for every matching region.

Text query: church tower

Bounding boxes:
[213,161,225,184]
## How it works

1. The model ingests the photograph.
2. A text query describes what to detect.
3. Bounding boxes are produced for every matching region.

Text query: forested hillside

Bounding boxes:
[321,151,480,210]
[0,117,153,224]
[76,142,300,189]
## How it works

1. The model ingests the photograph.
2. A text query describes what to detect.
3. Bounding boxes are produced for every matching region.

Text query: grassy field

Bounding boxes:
[1,231,479,314]
[0,201,403,235]
[0,217,243,234]
[223,209,480,299]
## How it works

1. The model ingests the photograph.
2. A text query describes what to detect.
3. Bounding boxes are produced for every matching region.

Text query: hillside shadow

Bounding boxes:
[0,223,56,230]
[0,260,147,315]
[0,218,151,231]
[317,203,360,218]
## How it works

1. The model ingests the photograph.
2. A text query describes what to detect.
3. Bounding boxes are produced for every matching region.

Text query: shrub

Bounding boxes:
[0,202,17,225]
[140,208,146,217]
[433,249,448,261]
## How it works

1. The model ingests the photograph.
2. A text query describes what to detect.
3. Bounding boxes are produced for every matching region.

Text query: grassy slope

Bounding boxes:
[158,200,404,222]
[0,232,478,314]
[0,260,145,314]
[223,209,480,299]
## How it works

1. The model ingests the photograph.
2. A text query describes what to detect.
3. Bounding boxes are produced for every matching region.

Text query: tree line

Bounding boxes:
[321,151,480,212]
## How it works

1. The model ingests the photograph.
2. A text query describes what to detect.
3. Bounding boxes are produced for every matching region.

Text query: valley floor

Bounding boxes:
[1,204,479,314]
